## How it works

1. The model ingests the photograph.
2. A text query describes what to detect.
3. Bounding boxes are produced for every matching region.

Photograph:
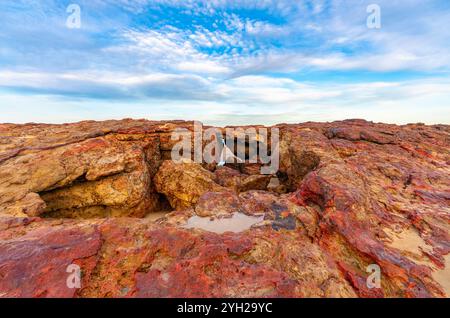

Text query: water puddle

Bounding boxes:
[183,212,265,234]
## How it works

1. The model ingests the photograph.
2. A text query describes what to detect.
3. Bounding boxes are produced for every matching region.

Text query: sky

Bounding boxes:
[0,0,449,126]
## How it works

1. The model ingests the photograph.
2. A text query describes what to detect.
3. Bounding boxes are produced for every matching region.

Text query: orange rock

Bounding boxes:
[0,119,449,298]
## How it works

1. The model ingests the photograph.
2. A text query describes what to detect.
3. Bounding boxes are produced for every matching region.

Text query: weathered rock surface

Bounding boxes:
[0,122,164,217]
[0,119,449,298]
[154,160,226,210]
[214,166,272,193]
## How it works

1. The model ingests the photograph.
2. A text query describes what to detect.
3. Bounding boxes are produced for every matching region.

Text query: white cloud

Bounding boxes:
[0,70,219,100]
[176,61,230,74]
[2,69,449,124]
[1,0,449,125]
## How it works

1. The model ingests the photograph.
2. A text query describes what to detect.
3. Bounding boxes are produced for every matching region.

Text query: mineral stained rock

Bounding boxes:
[154,160,226,210]
[0,119,449,298]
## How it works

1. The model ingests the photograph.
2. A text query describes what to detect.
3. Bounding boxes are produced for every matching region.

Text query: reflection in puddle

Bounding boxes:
[183,212,265,234]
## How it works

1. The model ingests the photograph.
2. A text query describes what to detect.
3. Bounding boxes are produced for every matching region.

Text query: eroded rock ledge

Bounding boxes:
[0,119,449,298]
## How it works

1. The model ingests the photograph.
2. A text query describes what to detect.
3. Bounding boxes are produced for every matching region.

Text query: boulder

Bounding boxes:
[154,160,226,210]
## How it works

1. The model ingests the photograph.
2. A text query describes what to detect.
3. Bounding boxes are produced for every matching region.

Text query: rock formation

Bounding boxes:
[0,119,448,298]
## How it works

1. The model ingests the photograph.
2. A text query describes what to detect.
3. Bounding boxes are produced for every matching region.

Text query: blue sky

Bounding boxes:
[0,0,449,125]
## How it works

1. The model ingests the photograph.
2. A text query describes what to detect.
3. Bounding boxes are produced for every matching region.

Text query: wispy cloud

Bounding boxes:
[0,0,449,124]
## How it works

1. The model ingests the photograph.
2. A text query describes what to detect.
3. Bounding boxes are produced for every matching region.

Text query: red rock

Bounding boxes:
[195,191,241,217]
[154,160,226,210]
[0,219,102,297]
[0,119,448,298]
[214,166,271,192]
